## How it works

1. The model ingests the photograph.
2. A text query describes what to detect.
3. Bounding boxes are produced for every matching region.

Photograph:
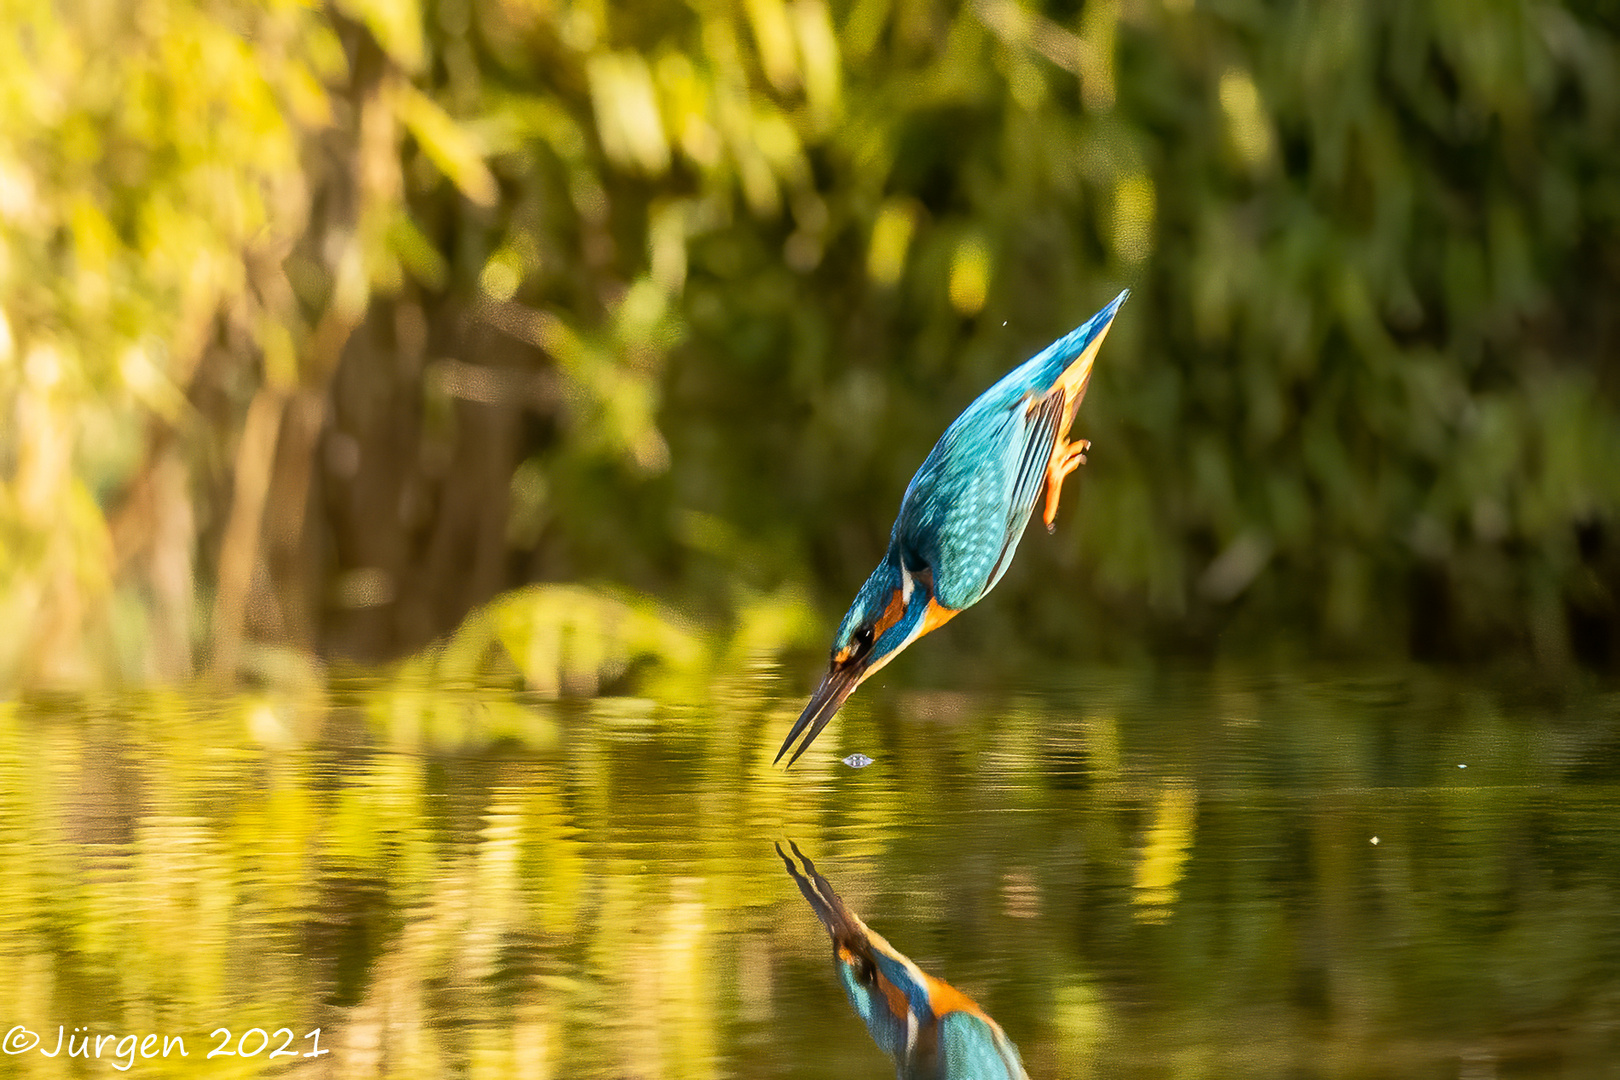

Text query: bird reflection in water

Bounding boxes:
[777,841,1029,1079]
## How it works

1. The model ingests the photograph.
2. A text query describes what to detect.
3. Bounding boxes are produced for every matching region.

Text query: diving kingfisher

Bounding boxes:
[777,841,1029,1079]
[776,290,1129,767]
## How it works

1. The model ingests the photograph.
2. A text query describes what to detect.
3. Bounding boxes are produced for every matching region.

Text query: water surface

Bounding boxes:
[1,669,1617,1078]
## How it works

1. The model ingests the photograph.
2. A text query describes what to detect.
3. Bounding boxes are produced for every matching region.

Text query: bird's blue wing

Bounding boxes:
[990,390,1064,580]
[897,389,1061,611]
[936,1011,1029,1079]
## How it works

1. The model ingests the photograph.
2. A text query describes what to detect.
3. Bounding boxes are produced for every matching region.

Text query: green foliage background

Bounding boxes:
[1,0,1617,687]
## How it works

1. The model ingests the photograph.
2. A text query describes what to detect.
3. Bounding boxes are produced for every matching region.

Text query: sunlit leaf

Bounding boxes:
[397,82,498,206]
[587,51,671,176]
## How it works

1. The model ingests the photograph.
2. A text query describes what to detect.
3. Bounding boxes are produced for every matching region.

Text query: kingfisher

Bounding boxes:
[776,290,1129,767]
[777,841,1029,1079]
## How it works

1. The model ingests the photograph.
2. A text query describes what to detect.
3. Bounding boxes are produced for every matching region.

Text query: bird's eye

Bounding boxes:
[834,624,877,668]
[846,624,876,661]
[857,959,877,986]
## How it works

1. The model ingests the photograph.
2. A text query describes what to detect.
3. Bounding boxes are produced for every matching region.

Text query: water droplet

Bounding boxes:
[1370,836,1380,845]
[842,754,874,769]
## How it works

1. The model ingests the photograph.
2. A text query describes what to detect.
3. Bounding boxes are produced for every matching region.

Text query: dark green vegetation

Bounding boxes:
[1,0,1617,688]
[2,673,1617,1076]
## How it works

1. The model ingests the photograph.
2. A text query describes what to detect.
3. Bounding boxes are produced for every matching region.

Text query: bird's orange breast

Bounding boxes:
[920,597,960,637]
[919,971,998,1026]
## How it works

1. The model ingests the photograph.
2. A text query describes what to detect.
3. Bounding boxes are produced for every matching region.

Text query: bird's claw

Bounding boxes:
[1043,437,1092,531]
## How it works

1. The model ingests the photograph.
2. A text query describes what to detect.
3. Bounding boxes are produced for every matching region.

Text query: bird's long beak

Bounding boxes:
[774,659,864,767]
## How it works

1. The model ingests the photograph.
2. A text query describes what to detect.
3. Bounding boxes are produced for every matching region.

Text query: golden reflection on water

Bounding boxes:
[1130,781,1197,921]
[0,674,1617,1078]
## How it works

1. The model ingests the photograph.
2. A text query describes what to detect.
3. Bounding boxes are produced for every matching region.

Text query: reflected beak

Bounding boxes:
[776,840,862,941]
[774,660,864,768]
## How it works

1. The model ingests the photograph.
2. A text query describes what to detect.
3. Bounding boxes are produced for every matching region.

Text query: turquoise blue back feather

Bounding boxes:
[894,294,1125,610]
[937,1012,1027,1080]
[896,395,1058,609]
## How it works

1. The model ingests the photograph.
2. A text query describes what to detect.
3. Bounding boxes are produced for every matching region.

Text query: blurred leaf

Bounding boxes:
[334,0,425,72]
[397,81,497,206]
[490,584,705,697]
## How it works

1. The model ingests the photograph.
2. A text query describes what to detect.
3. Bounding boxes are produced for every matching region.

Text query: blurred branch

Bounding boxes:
[211,386,289,680]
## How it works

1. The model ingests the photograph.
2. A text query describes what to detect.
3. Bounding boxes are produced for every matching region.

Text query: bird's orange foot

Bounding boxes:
[1043,438,1090,531]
